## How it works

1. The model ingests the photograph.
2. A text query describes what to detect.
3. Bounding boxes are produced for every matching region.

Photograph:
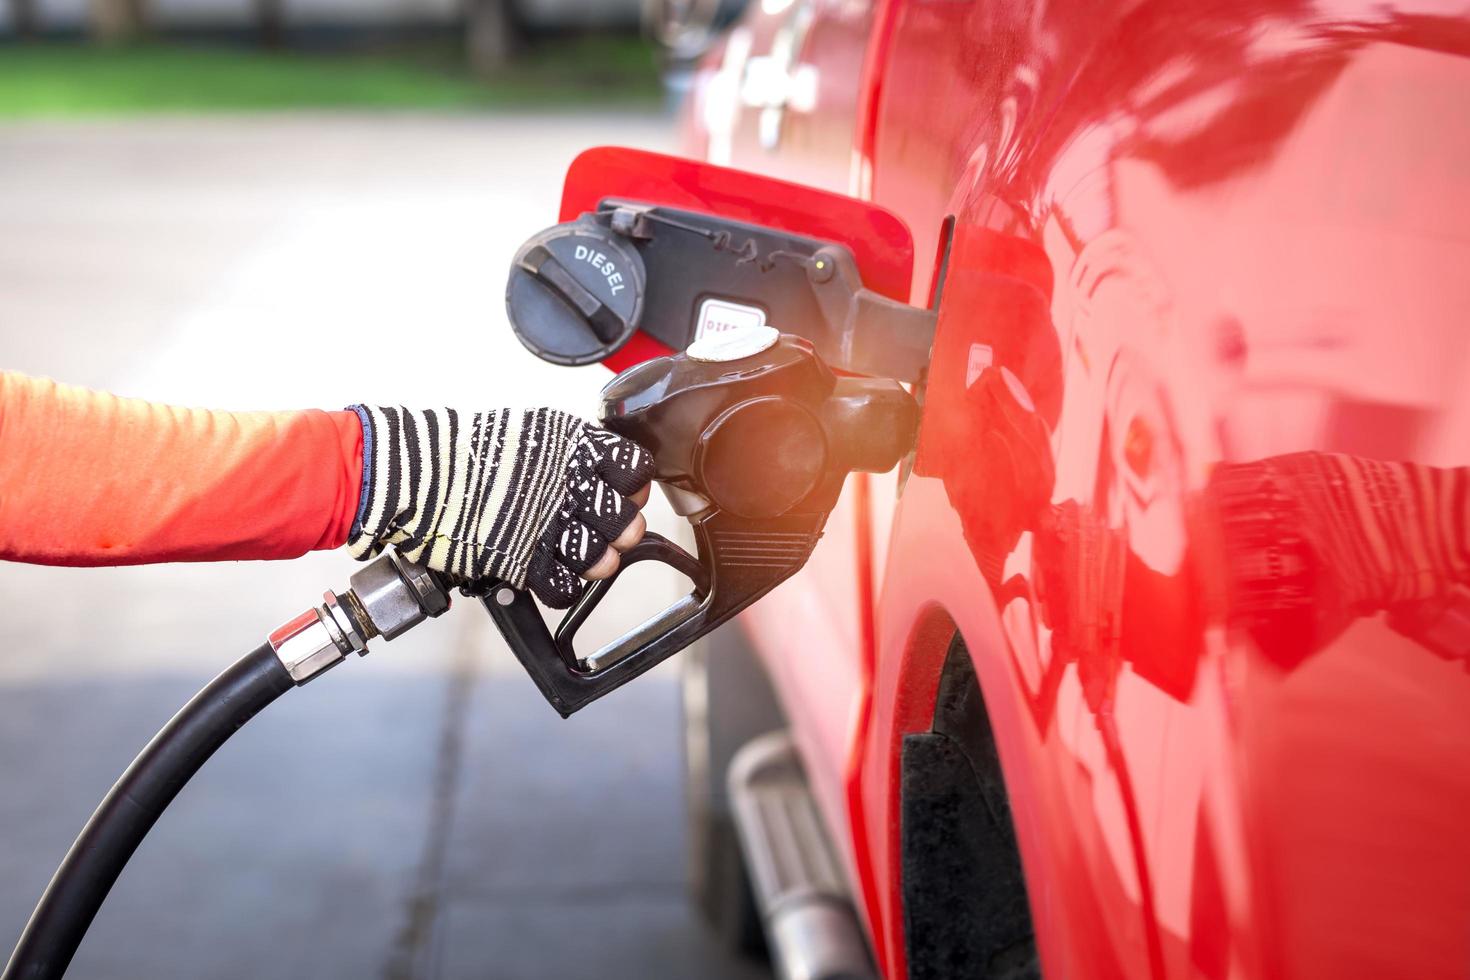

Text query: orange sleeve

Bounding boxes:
[0,371,362,566]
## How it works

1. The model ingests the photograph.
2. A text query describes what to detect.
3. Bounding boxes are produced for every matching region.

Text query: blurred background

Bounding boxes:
[0,3,766,978]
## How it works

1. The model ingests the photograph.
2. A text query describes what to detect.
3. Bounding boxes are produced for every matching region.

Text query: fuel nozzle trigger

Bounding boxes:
[479,332,918,716]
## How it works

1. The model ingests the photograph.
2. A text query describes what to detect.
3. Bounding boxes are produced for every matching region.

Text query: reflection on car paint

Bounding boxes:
[863,2,1470,977]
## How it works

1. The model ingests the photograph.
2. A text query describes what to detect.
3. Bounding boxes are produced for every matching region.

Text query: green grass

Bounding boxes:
[0,37,666,116]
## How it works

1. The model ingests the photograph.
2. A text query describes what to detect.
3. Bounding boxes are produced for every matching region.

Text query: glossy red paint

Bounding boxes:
[672,2,1470,977]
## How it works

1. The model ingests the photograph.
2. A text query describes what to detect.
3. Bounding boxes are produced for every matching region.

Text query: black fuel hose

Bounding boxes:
[2,643,293,980]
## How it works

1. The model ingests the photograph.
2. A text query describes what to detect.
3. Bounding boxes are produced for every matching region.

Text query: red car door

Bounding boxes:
[856,1,1470,978]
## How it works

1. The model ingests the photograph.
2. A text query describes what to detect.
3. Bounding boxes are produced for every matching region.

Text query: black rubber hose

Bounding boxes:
[2,643,294,980]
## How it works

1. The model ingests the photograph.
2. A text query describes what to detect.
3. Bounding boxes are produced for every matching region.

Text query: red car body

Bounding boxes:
[660,2,1470,977]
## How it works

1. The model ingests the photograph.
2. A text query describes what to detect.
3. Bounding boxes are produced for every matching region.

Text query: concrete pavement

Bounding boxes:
[0,113,770,980]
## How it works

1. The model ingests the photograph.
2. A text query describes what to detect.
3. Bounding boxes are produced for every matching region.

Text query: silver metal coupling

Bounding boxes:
[268,551,452,684]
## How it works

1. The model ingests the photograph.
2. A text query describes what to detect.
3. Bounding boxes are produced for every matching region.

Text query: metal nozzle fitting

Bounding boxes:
[348,551,450,640]
[268,552,452,684]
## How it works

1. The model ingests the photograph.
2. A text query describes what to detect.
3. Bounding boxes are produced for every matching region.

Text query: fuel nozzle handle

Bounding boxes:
[481,330,918,717]
[599,331,917,519]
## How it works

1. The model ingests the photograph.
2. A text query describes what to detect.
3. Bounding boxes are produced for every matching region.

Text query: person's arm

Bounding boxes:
[0,372,654,608]
[0,370,362,566]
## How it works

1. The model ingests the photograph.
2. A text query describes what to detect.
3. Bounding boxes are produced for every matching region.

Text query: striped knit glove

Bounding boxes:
[347,406,655,608]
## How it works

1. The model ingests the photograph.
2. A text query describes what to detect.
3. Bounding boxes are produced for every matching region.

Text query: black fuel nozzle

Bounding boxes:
[600,331,915,518]
[480,331,917,716]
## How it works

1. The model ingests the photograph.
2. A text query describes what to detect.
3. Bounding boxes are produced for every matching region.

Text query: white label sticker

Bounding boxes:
[695,298,767,340]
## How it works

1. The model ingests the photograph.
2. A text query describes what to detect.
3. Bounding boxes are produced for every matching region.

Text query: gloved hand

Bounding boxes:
[347,406,655,608]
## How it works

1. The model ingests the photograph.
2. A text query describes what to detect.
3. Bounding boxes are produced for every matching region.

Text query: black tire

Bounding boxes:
[900,634,1040,980]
